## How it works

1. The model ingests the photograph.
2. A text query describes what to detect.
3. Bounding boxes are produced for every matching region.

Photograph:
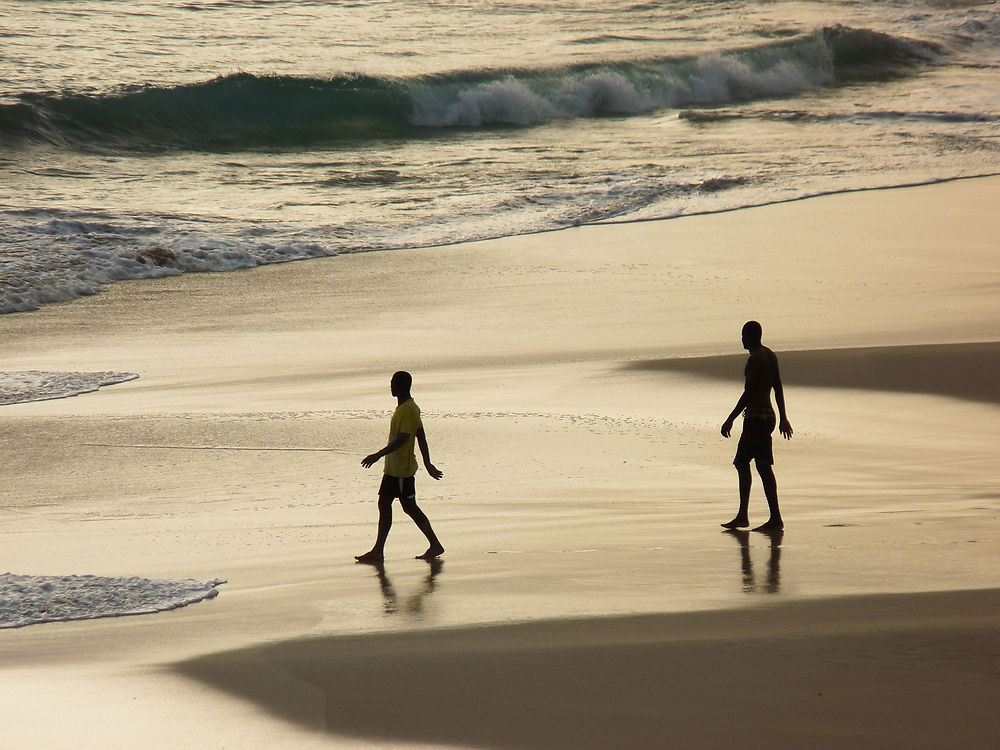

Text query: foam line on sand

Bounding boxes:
[626,341,1000,405]
[175,588,1000,750]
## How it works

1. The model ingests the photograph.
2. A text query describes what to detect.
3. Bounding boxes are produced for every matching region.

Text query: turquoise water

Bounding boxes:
[1,0,998,312]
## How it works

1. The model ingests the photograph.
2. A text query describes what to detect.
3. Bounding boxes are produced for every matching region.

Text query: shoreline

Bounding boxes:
[591,170,1000,226]
[3,170,1000,319]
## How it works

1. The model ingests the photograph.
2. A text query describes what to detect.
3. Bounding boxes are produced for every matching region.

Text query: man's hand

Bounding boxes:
[425,462,444,480]
[362,434,407,469]
[779,418,793,440]
[721,418,734,438]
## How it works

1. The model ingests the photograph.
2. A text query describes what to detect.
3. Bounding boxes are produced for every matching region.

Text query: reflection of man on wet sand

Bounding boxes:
[721,321,792,532]
[725,528,783,594]
[365,558,443,616]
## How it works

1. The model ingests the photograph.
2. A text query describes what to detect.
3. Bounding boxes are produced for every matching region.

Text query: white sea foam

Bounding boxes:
[0,371,138,405]
[0,573,225,628]
[687,55,827,103]
[408,43,834,128]
[0,213,333,314]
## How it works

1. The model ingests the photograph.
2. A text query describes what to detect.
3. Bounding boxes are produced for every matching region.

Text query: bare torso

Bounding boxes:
[744,346,779,411]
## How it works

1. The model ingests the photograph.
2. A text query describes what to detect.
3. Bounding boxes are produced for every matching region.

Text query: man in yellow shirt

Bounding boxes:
[356,371,444,563]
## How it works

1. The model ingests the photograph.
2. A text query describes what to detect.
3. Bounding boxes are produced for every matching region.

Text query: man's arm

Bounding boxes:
[415,427,443,480]
[721,391,748,438]
[770,351,793,439]
[723,356,761,438]
[361,433,410,469]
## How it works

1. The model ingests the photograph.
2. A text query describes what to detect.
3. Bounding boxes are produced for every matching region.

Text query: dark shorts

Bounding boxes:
[734,408,776,466]
[379,474,416,500]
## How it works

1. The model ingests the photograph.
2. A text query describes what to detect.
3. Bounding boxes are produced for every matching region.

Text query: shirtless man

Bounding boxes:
[356,371,444,563]
[721,321,792,532]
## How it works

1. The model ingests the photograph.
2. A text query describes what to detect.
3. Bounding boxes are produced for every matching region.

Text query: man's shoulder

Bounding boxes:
[397,398,421,418]
[749,345,779,362]
[745,347,779,381]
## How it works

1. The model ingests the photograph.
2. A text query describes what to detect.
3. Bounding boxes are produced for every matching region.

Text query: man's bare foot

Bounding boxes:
[721,517,749,529]
[752,519,784,532]
[416,544,444,560]
[355,551,384,564]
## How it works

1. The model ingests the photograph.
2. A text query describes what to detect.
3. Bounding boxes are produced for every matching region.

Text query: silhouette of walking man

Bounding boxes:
[356,371,445,563]
[721,321,792,531]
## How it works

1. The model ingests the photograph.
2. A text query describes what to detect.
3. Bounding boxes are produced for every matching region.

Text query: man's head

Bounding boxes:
[741,320,763,350]
[390,370,413,397]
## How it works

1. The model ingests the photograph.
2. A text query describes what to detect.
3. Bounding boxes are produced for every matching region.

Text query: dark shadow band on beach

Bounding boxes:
[626,342,1000,406]
[174,589,1000,750]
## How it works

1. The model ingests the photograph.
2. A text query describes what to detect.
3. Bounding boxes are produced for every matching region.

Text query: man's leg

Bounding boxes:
[400,495,444,559]
[722,462,752,528]
[356,493,395,563]
[752,461,783,531]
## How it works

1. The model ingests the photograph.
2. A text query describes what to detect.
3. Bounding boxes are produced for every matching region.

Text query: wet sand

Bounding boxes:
[1,177,998,748]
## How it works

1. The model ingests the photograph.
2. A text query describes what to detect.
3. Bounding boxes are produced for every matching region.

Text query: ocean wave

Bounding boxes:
[0,211,334,314]
[0,26,941,152]
[0,371,138,405]
[0,573,225,628]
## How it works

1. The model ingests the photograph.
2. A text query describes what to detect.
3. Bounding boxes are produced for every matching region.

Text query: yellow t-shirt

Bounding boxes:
[384,399,421,478]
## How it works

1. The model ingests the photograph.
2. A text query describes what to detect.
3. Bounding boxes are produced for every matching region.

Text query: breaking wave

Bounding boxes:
[0,26,941,152]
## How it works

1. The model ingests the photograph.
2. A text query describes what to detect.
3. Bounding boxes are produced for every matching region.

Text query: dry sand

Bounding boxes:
[1,177,998,748]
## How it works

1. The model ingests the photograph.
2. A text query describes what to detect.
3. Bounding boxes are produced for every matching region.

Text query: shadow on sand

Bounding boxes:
[174,590,1000,750]
[626,341,1000,405]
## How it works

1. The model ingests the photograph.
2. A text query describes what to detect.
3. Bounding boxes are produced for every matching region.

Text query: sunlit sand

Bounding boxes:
[1,178,997,748]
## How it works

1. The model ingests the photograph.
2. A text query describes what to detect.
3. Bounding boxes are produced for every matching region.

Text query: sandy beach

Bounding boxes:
[1,177,998,748]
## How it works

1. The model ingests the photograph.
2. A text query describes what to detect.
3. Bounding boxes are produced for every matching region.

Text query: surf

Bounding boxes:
[0,26,941,153]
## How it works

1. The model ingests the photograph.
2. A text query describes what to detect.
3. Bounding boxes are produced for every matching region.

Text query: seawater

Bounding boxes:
[1,0,999,313]
[0,573,224,628]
